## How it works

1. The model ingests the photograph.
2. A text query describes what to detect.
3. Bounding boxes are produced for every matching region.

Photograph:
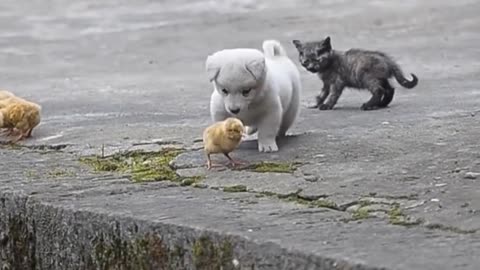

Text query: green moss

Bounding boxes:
[222,185,247,193]
[80,149,205,184]
[251,162,298,173]
[47,169,76,178]
[24,170,38,179]
[192,236,234,270]
[280,194,338,210]
[92,232,173,270]
[388,206,422,226]
[352,207,371,220]
[5,215,37,269]
[180,176,204,186]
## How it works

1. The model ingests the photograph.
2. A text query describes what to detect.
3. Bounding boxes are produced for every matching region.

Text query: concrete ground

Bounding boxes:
[1,0,480,269]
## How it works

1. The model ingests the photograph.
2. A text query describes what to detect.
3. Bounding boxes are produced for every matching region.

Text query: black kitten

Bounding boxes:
[292,37,418,110]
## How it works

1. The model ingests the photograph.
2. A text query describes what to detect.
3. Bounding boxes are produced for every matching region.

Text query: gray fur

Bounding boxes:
[292,37,418,110]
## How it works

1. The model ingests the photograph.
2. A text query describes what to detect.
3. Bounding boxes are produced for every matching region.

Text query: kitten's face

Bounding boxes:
[292,37,332,73]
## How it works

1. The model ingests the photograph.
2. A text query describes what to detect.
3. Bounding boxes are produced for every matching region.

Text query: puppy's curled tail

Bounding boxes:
[391,63,418,89]
[262,40,287,58]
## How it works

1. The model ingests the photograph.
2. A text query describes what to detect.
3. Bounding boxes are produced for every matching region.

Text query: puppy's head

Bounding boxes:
[206,49,266,115]
[223,117,244,141]
[292,37,332,73]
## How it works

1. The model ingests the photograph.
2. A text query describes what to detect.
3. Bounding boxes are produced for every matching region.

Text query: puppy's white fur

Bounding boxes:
[206,40,301,152]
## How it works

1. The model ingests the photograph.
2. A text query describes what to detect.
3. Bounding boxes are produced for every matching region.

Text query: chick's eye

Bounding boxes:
[221,89,228,95]
[242,89,252,97]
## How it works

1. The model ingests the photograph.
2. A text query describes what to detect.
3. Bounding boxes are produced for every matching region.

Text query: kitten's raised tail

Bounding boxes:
[262,40,287,58]
[392,64,418,89]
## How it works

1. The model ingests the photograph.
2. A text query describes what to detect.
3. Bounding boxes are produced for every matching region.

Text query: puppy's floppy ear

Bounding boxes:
[292,40,302,49]
[245,58,265,81]
[322,36,332,51]
[205,55,220,82]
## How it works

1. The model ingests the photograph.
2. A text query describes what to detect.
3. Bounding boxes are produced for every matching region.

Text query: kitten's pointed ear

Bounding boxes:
[205,55,220,82]
[292,40,302,49]
[245,58,266,81]
[323,36,332,50]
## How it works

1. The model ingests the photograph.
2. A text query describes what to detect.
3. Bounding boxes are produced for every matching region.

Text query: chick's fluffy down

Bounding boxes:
[0,90,14,101]
[0,102,41,135]
[203,118,244,155]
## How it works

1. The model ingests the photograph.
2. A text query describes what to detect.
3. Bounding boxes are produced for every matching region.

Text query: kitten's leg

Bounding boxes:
[319,84,343,110]
[361,79,384,110]
[378,80,395,108]
[309,83,330,109]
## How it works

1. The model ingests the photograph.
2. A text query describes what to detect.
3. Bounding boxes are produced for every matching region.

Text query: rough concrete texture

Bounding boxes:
[1,0,480,269]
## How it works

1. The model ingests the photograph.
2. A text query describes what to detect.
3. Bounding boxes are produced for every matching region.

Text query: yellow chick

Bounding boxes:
[0,100,41,143]
[203,117,245,170]
[0,90,14,101]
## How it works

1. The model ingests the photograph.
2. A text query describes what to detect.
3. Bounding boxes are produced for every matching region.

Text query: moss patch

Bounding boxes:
[352,207,371,220]
[276,193,339,210]
[250,161,299,173]
[80,149,201,184]
[192,236,234,270]
[388,206,422,226]
[92,232,174,270]
[47,168,77,178]
[222,185,247,193]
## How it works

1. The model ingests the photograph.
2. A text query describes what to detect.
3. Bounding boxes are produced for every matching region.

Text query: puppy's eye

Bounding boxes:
[242,89,251,97]
[221,89,228,95]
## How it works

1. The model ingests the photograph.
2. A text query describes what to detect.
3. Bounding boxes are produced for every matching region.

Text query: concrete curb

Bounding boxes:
[0,190,384,270]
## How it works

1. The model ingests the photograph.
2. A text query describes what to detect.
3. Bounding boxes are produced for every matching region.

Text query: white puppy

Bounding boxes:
[205,40,301,152]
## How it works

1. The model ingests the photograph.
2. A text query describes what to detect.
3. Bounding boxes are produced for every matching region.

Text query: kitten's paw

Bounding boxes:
[319,104,333,110]
[258,139,278,153]
[360,103,379,111]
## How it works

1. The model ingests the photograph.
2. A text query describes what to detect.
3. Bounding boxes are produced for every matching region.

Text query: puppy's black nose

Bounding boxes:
[229,108,240,114]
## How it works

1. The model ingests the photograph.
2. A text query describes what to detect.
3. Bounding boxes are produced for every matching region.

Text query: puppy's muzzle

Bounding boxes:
[229,107,240,114]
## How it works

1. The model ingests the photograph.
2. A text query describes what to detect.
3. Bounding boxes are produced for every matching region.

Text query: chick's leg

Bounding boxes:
[205,153,224,170]
[224,153,247,167]
[206,153,212,170]
[10,132,26,144]
[0,128,14,136]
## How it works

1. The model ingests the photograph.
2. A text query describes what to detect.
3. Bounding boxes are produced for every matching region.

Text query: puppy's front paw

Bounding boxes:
[319,104,333,110]
[258,140,278,153]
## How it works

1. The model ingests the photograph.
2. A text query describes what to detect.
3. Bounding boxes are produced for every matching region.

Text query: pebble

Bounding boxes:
[434,183,447,187]
[192,183,208,189]
[464,172,480,179]
[304,175,319,182]
[430,198,440,202]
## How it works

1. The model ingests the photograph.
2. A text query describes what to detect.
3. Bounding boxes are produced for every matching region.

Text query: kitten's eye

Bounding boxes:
[242,89,251,97]
[299,51,304,57]
[221,89,228,95]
